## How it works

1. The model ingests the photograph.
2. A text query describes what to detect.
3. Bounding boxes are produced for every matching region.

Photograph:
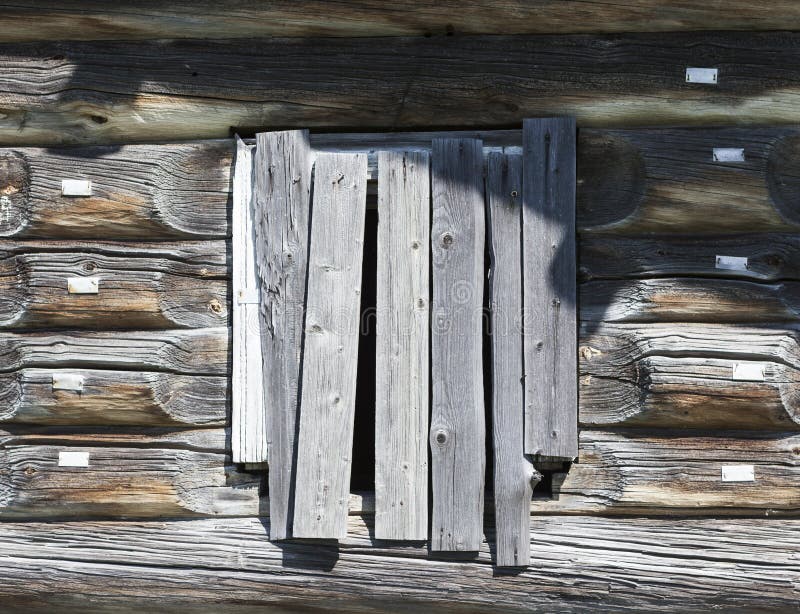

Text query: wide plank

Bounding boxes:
[293,152,368,539]
[0,368,226,426]
[487,151,537,566]
[430,138,486,552]
[374,150,430,541]
[523,117,577,459]
[0,516,795,613]
[4,33,800,145]
[0,327,229,375]
[253,130,312,539]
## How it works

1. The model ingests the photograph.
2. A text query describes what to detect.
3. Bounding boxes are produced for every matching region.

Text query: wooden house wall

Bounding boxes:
[0,4,798,611]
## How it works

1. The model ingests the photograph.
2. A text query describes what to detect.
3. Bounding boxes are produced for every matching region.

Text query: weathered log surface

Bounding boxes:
[0,516,795,613]
[4,1,800,41]
[580,233,800,281]
[0,445,261,518]
[0,427,228,452]
[0,143,232,238]
[0,327,229,375]
[4,34,800,145]
[577,127,800,234]
[0,369,226,426]
[0,251,228,329]
[581,277,800,323]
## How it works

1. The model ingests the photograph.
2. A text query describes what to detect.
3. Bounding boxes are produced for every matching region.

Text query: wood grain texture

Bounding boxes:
[487,151,537,567]
[523,118,577,459]
[581,277,800,323]
[430,138,485,552]
[580,323,800,430]
[231,137,265,464]
[0,427,228,452]
[0,143,232,238]
[580,233,800,281]
[5,1,800,41]
[0,250,228,329]
[374,150,430,541]
[0,444,261,519]
[0,516,795,613]
[5,33,800,145]
[0,327,229,375]
[293,152,368,539]
[0,368,226,426]
[253,130,312,540]
[578,127,800,234]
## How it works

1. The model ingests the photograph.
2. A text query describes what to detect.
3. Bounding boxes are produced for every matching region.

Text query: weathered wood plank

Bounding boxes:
[580,233,800,281]
[0,445,261,519]
[293,152,368,540]
[231,137,265,464]
[579,323,800,430]
[374,150,430,541]
[253,130,312,540]
[5,33,800,146]
[487,151,536,567]
[430,138,486,552]
[523,117,577,459]
[581,278,800,323]
[0,251,228,329]
[0,368,226,426]
[0,327,229,375]
[578,127,800,234]
[5,1,800,41]
[0,516,796,614]
[0,143,232,238]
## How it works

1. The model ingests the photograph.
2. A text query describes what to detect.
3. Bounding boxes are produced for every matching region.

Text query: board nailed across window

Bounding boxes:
[231,120,577,566]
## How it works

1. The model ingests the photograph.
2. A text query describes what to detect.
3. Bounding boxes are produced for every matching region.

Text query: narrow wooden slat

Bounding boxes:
[523,117,577,459]
[374,151,430,541]
[430,138,486,552]
[231,137,266,464]
[487,151,536,566]
[293,152,368,539]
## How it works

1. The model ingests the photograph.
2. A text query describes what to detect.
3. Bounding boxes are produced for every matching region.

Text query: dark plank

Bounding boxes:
[4,33,800,145]
[293,152,368,539]
[253,130,312,540]
[374,151,430,541]
[523,117,577,459]
[487,151,537,566]
[430,138,486,552]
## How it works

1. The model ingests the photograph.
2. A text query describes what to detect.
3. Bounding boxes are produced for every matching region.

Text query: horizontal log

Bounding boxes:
[3,33,800,146]
[0,369,227,426]
[0,327,229,375]
[581,277,800,323]
[0,251,228,329]
[4,2,800,41]
[0,516,795,612]
[577,127,800,234]
[579,323,800,429]
[580,233,800,281]
[0,444,261,519]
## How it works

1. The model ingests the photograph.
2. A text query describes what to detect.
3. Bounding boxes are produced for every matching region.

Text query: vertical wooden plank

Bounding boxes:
[523,117,578,459]
[430,138,486,552]
[254,130,312,540]
[487,151,538,567]
[293,152,368,539]
[232,136,267,464]
[374,151,430,541]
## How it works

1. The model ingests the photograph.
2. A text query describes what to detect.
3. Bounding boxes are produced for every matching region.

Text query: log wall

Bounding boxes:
[1,8,799,610]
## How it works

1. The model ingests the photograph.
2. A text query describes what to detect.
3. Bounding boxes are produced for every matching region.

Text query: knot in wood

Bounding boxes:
[209,299,224,315]
[434,429,448,445]
[440,232,454,248]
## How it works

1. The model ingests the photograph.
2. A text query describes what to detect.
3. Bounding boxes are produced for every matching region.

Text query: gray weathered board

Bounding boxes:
[430,138,486,552]
[523,117,578,460]
[231,137,266,464]
[253,130,313,540]
[374,151,430,541]
[487,151,538,566]
[293,152,368,539]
